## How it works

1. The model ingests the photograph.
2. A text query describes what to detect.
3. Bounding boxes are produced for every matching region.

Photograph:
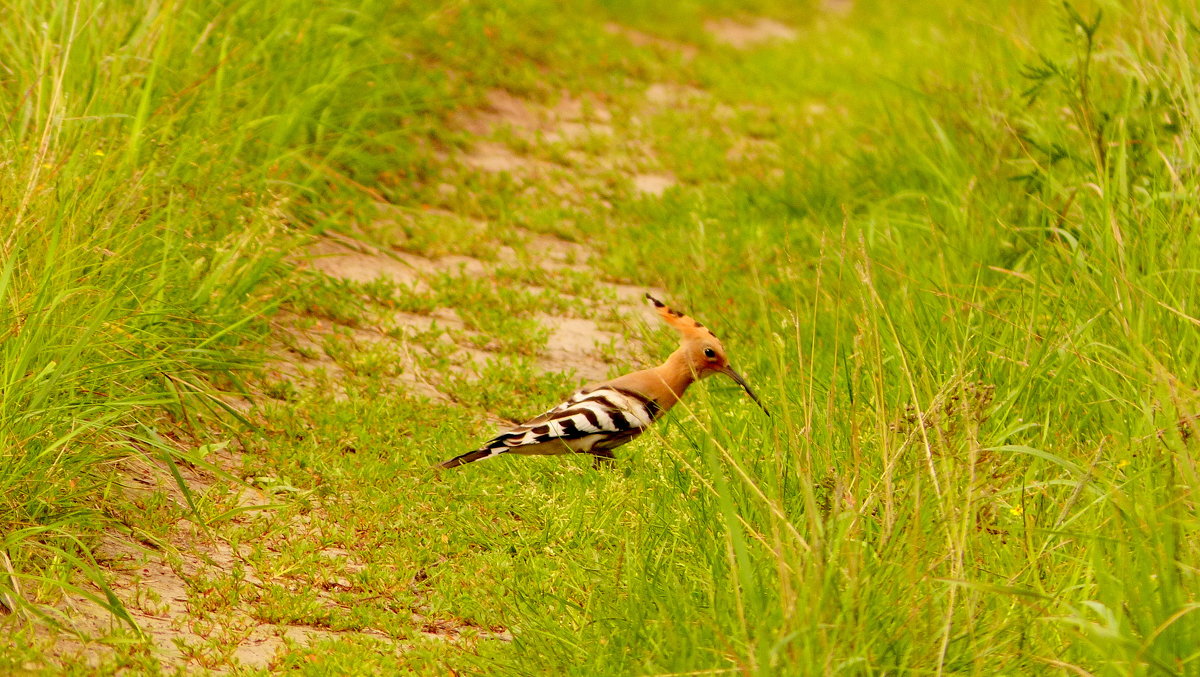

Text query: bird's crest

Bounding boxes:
[645,293,716,342]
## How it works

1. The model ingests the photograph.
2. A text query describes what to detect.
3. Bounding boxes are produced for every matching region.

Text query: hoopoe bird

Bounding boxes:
[438,294,768,469]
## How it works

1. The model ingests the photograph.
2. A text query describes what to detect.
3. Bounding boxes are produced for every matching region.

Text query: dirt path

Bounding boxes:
[24,14,800,672]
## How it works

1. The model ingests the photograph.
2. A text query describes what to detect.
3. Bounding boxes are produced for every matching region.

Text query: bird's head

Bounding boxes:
[645,293,769,416]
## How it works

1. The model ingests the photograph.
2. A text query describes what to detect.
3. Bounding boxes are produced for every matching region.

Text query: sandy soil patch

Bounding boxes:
[536,315,623,383]
[633,173,676,196]
[462,141,547,174]
[705,17,797,49]
[454,89,614,148]
[451,87,677,201]
[644,83,710,107]
[821,0,854,16]
[306,237,426,288]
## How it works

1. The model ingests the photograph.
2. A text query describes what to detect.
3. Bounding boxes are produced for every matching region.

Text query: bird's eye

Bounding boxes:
[703,348,716,359]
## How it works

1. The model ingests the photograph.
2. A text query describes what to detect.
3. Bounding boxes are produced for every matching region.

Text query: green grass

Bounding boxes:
[3,0,1200,673]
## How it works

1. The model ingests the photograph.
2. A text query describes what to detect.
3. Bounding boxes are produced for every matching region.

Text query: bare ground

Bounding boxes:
[24,14,799,672]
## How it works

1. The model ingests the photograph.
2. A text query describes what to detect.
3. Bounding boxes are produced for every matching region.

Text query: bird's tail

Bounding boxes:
[438,447,500,469]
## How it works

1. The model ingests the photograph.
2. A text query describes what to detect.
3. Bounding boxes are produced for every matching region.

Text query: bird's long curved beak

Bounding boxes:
[721,367,769,417]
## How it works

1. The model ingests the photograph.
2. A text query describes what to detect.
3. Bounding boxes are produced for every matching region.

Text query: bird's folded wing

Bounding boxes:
[484,386,661,451]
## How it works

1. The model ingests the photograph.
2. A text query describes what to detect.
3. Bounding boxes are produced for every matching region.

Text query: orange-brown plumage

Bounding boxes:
[438,293,767,469]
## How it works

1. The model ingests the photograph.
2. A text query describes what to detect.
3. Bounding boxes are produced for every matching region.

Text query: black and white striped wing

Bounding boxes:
[487,386,660,450]
[439,387,661,468]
